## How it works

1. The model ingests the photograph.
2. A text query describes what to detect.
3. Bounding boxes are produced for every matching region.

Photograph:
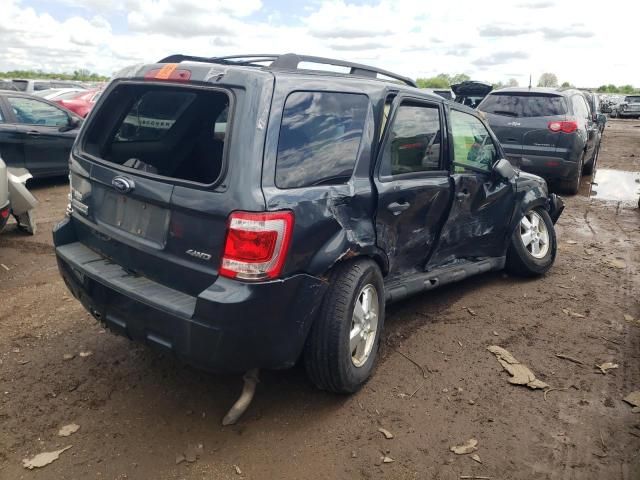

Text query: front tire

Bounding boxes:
[304,259,385,393]
[506,208,557,277]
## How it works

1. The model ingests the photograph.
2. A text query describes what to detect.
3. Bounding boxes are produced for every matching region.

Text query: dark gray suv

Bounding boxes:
[53,54,564,394]
[478,88,600,194]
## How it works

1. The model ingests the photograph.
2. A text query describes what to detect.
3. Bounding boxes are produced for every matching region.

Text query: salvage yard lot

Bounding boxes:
[1,120,639,479]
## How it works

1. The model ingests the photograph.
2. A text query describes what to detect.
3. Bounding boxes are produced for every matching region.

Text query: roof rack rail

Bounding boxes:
[157,53,417,87]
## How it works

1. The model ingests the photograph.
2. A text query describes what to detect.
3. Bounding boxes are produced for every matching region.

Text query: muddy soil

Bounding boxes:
[1,119,639,480]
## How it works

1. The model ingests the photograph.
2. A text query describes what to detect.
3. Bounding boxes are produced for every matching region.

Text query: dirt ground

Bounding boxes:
[1,119,639,480]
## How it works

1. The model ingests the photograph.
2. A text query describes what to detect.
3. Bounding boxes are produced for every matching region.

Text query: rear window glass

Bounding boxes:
[479,93,567,117]
[115,91,197,142]
[11,80,27,91]
[626,96,640,104]
[83,85,230,185]
[276,91,368,189]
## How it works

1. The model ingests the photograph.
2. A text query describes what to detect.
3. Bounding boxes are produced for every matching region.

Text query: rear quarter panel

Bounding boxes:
[260,76,389,277]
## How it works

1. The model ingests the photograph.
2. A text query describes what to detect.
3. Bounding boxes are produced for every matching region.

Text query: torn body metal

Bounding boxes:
[0,157,38,234]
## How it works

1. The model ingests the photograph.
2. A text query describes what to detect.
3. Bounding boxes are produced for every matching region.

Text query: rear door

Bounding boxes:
[4,96,77,177]
[374,97,452,280]
[0,96,23,169]
[571,94,596,160]
[428,107,515,267]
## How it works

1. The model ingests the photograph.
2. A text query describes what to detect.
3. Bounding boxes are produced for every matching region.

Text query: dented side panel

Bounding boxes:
[261,75,388,277]
[428,174,516,267]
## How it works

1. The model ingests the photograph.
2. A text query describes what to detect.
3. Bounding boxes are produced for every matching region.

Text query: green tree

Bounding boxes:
[506,78,519,87]
[416,76,451,89]
[619,84,635,94]
[415,73,470,89]
[537,73,558,87]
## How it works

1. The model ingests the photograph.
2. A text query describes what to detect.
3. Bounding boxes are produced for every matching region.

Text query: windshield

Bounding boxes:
[479,93,567,117]
[625,96,640,104]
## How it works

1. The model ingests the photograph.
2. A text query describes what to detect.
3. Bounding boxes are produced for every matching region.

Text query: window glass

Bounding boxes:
[572,96,589,118]
[33,82,50,91]
[7,97,69,126]
[380,103,442,176]
[0,107,4,123]
[451,110,497,173]
[114,91,197,142]
[276,91,368,189]
[479,93,567,117]
[11,80,27,92]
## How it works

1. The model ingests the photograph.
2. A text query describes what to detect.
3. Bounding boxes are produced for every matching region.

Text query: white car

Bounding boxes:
[0,157,38,234]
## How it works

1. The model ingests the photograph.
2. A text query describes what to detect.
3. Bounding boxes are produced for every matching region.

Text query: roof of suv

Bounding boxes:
[157,52,419,89]
[490,87,575,96]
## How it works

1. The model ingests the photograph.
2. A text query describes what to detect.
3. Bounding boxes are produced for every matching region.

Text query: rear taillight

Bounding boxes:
[219,211,294,281]
[1,206,9,219]
[144,64,192,82]
[548,120,578,134]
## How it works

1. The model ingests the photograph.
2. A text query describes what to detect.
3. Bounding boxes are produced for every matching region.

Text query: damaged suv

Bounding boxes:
[54,54,564,393]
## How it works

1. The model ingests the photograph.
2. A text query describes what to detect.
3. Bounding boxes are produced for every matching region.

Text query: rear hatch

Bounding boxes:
[452,81,493,108]
[69,65,269,295]
[478,92,568,167]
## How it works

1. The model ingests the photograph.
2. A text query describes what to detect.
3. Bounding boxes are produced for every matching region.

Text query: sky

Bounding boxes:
[1,0,639,87]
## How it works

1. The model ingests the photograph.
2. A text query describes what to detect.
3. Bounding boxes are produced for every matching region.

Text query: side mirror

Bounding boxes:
[597,113,607,125]
[493,158,516,181]
[59,117,81,133]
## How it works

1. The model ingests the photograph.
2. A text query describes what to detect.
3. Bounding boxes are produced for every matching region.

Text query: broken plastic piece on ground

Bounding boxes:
[450,438,478,455]
[487,346,548,389]
[22,446,72,469]
[471,453,482,464]
[222,368,259,426]
[58,423,80,437]
[378,427,394,439]
[623,391,640,411]
[595,362,619,374]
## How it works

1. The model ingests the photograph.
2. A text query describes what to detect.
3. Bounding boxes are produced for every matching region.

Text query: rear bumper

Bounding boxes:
[53,217,327,373]
[516,154,578,182]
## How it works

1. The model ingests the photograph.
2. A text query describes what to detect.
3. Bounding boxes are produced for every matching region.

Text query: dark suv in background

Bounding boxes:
[53,54,563,393]
[478,88,600,193]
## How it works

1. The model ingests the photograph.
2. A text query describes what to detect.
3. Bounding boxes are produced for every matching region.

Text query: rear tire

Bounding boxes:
[583,144,599,176]
[506,208,557,277]
[304,259,385,394]
[558,153,584,195]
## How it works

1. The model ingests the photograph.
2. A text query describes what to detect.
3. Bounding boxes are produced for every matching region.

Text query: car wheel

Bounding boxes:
[304,259,385,393]
[610,109,617,118]
[505,208,557,277]
[558,153,584,195]
[583,144,599,176]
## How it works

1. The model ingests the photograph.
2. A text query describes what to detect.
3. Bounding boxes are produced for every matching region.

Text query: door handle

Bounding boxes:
[26,130,41,136]
[387,201,411,215]
[456,189,470,200]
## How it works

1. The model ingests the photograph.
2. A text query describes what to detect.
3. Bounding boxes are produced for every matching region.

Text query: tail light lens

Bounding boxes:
[1,206,9,219]
[548,120,578,134]
[219,211,294,281]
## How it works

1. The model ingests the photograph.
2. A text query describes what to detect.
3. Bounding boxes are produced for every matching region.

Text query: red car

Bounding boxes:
[54,89,101,118]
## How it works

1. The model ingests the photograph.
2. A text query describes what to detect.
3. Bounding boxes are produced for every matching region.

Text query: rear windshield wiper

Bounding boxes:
[488,110,519,117]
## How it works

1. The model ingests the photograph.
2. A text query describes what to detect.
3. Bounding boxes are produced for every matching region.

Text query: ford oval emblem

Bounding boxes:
[112,176,135,194]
